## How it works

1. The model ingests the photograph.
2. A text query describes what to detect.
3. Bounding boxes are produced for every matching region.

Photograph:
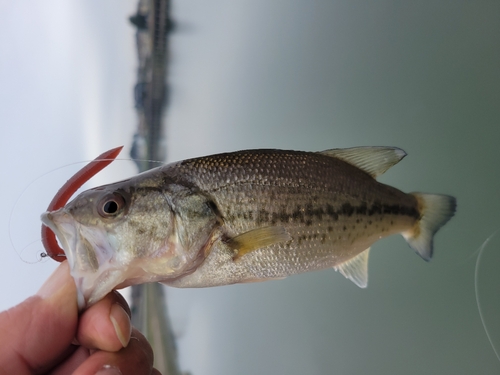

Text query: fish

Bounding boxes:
[41,146,456,308]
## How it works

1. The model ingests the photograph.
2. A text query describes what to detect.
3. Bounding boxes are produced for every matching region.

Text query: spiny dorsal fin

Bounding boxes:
[227,226,291,261]
[319,146,406,178]
[333,248,370,288]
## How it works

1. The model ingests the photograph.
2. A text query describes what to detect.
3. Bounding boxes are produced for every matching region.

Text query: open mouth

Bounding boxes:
[41,209,122,309]
[41,210,78,266]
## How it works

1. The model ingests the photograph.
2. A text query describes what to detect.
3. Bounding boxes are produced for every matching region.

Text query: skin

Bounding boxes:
[0,262,161,375]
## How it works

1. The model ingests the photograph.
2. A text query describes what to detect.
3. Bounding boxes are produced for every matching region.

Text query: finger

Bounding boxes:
[0,262,78,374]
[50,346,90,375]
[73,328,156,375]
[77,291,132,352]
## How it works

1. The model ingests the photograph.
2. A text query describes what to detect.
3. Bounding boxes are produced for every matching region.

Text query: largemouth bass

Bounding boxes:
[41,147,456,308]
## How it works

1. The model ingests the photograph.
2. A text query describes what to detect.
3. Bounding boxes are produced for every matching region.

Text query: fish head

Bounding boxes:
[41,177,213,308]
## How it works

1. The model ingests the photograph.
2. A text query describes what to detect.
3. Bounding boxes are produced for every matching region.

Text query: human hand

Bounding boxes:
[0,262,161,375]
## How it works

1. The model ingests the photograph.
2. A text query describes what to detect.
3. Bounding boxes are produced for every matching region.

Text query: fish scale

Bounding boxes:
[162,149,424,287]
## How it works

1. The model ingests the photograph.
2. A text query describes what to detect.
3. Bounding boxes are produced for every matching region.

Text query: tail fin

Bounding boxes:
[402,193,457,261]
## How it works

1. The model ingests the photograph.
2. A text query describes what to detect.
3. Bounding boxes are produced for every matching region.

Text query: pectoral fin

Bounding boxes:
[333,248,370,288]
[227,226,291,261]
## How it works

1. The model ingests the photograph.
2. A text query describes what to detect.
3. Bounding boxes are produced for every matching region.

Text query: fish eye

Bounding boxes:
[97,192,125,218]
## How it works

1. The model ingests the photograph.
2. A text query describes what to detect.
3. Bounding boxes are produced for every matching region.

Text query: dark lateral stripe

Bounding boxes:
[231,201,419,226]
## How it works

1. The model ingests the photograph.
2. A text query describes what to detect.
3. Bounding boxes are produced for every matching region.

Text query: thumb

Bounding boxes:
[0,261,79,374]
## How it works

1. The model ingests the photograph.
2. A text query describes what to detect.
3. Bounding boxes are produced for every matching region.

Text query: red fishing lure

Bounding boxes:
[41,146,123,262]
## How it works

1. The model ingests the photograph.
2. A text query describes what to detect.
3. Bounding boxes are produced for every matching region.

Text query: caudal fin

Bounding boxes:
[402,193,457,261]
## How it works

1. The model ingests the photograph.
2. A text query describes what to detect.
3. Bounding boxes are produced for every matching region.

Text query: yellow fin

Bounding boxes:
[402,193,456,261]
[319,146,406,178]
[334,247,370,288]
[227,226,291,261]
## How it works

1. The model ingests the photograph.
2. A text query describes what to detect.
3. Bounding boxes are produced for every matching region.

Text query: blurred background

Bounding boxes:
[1,1,500,374]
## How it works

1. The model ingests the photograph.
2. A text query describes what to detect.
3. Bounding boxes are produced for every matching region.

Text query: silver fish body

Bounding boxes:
[41,147,456,308]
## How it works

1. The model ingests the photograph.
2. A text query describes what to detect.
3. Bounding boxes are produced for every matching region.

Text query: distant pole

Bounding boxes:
[131,283,183,375]
[128,0,182,373]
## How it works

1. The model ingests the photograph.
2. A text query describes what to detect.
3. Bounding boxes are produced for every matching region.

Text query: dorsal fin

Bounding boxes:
[319,146,406,178]
[333,247,370,288]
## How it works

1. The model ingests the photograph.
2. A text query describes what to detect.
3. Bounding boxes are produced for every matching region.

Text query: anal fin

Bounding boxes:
[227,226,291,261]
[334,248,370,288]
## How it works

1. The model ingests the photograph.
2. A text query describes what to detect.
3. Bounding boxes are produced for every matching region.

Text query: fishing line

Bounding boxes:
[474,229,500,363]
[446,233,491,271]
[8,157,164,262]
[15,239,52,264]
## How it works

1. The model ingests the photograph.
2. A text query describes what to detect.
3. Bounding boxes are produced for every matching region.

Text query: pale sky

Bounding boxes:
[0,0,138,311]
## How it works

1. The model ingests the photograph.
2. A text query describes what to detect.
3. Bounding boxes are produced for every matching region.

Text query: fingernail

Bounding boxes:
[95,365,122,375]
[110,303,131,348]
[37,262,71,299]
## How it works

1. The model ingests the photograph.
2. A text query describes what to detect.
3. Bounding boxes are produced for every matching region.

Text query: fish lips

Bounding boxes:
[41,209,122,309]
[41,210,80,267]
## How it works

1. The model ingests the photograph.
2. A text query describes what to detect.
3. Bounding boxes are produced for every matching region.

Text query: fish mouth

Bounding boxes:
[41,209,125,309]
